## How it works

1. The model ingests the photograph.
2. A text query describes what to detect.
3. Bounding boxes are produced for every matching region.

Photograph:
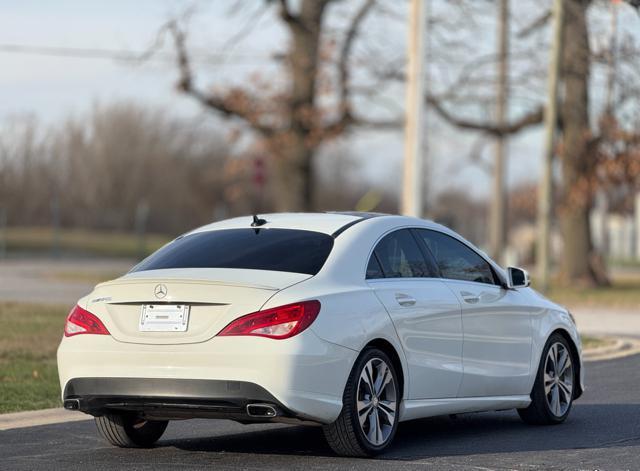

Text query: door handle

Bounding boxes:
[460,291,480,304]
[395,293,416,307]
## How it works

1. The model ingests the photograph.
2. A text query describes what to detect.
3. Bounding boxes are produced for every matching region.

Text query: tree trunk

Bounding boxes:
[558,0,608,286]
[271,0,328,212]
[271,134,314,212]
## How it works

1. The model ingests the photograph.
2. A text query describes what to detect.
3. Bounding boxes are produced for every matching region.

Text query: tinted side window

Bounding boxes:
[372,229,433,278]
[417,230,496,285]
[366,254,384,279]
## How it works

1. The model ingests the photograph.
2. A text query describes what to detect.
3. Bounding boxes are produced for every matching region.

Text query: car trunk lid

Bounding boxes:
[84,268,310,345]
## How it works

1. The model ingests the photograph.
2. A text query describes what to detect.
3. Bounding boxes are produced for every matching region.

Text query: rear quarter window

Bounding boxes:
[368,229,435,278]
[132,228,334,276]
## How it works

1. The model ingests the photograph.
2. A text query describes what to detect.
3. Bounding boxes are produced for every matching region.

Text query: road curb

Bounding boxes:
[583,336,640,362]
[0,407,91,431]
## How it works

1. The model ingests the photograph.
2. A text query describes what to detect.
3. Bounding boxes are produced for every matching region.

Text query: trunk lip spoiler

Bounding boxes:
[103,301,230,306]
[96,277,289,292]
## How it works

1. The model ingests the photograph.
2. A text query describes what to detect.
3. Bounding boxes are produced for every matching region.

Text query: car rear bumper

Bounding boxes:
[62,377,302,423]
[57,329,357,424]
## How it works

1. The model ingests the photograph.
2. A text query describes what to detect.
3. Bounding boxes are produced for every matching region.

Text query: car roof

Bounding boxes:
[188,212,381,236]
[172,212,507,285]
[187,211,457,237]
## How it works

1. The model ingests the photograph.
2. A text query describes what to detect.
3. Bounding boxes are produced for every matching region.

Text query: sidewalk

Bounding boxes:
[0,408,91,431]
[572,307,640,337]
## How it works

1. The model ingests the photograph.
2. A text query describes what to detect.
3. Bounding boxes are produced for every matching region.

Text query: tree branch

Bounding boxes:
[426,95,544,137]
[277,0,299,24]
[624,0,640,12]
[350,115,403,129]
[324,0,377,135]
[338,0,376,115]
[517,10,551,38]
[276,0,320,33]
[167,20,275,137]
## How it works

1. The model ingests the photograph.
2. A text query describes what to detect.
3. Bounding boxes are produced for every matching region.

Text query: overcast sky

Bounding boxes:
[2,1,636,204]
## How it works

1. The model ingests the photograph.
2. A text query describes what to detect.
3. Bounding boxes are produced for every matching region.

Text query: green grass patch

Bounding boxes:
[581,335,616,350]
[536,273,640,309]
[0,302,68,413]
[3,226,170,258]
[608,258,640,269]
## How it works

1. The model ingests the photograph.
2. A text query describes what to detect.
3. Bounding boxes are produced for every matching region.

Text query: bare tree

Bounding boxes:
[423,0,639,286]
[556,0,599,285]
[161,0,640,289]
[167,0,395,212]
[0,103,383,234]
[0,105,233,233]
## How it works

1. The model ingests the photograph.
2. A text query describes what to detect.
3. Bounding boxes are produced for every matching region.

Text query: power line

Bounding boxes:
[0,43,271,65]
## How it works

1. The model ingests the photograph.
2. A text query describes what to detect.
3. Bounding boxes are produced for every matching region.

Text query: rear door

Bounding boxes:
[366,229,463,400]
[415,229,532,397]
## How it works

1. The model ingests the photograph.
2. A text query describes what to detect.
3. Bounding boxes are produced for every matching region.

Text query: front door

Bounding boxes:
[415,229,532,398]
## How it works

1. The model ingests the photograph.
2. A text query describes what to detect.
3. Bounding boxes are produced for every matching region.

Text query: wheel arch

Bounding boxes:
[363,338,405,401]
[549,328,584,400]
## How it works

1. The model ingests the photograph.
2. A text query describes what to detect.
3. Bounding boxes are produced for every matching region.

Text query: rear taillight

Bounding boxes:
[217,300,320,340]
[64,305,110,337]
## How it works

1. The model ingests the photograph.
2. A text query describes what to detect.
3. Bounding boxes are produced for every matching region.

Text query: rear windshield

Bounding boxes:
[131,228,334,276]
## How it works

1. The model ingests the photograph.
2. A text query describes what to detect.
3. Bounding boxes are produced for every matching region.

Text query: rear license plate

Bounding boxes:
[139,304,190,332]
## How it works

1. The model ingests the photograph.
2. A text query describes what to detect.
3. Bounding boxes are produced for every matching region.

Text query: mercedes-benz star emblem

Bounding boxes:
[154,284,168,299]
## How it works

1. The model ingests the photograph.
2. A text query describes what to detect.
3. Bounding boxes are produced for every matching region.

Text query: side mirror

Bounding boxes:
[507,266,530,289]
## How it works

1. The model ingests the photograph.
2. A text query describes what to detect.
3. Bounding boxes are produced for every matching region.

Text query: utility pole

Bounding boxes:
[402,0,426,218]
[490,0,509,264]
[606,0,618,112]
[598,0,619,259]
[537,0,564,292]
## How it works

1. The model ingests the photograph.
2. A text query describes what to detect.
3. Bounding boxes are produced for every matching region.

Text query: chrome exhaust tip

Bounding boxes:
[246,403,278,418]
[64,399,80,410]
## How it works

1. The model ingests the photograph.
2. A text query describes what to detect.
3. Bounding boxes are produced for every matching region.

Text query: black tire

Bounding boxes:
[95,413,168,448]
[518,333,576,425]
[323,347,400,457]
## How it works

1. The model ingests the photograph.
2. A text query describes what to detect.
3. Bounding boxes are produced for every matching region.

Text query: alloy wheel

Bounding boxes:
[544,342,574,417]
[356,357,397,446]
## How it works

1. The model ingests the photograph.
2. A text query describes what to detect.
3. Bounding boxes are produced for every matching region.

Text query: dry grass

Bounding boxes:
[538,273,640,310]
[0,303,68,413]
[4,226,169,258]
[581,336,616,350]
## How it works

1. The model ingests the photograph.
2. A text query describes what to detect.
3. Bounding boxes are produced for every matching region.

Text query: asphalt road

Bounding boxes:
[0,257,131,304]
[2,355,639,471]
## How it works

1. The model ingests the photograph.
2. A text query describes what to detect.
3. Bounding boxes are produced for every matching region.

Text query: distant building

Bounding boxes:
[591,193,640,262]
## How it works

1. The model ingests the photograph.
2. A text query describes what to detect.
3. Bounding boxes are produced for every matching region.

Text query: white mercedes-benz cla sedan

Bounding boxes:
[58,212,583,456]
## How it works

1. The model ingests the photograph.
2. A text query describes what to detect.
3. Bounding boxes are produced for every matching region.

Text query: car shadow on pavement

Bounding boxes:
[165,403,640,460]
[167,423,333,456]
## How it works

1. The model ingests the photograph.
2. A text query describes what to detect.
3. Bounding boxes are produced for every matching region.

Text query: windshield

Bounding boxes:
[131,228,334,276]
